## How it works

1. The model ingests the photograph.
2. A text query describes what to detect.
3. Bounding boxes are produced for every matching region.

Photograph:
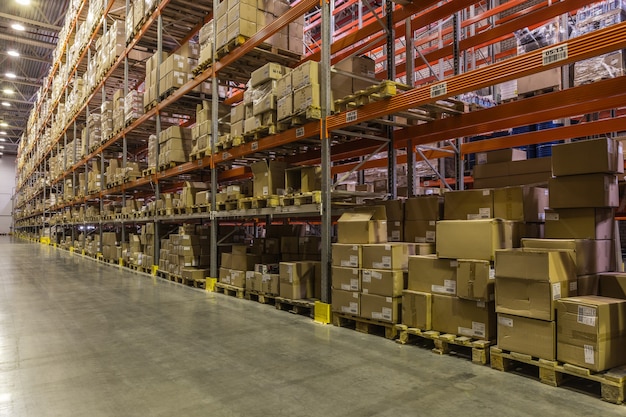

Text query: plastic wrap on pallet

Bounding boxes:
[515,20,559,54]
[573,50,625,86]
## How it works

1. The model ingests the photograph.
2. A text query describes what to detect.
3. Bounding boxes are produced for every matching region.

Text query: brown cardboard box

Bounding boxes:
[548,174,619,208]
[261,273,280,295]
[404,196,443,221]
[360,294,400,323]
[517,67,561,94]
[331,266,360,291]
[444,189,494,220]
[473,172,552,189]
[382,200,404,221]
[431,295,496,340]
[280,236,300,254]
[221,252,232,269]
[402,290,431,329]
[552,138,624,176]
[407,255,457,295]
[332,244,361,268]
[361,269,404,297]
[495,249,576,320]
[361,243,410,270]
[493,186,548,222]
[250,62,287,87]
[387,220,404,242]
[557,296,626,371]
[219,267,231,284]
[279,261,316,299]
[456,259,495,302]
[247,272,263,293]
[436,219,512,261]
[403,220,437,243]
[336,206,387,244]
[544,208,614,240]
[497,314,556,360]
[578,274,599,296]
[521,238,613,275]
[409,243,436,255]
[251,160,287,197]
[332,289,360,315]
[598,273,626,298]
[473,157,552,179]
[476,148,526,165]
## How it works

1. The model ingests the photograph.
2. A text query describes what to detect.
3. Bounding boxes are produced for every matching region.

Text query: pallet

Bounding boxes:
[216,35,249,59]
[193,278,207,290]
[395,325,493,365]
[275,297,315,318]
[246,290,277,305]
[215,282,245,299]
[280,191,322,206]
[277,107,322,132]
[237,195,281,210]
[333,312,398,340]
[142,167,156,177]
[243,124,277,141]
[490,347,626,404]
[159,87,176,101]
[158,162,177,172]
[144,100,157,111]
[192,58,211,76]
[518,86,560,99]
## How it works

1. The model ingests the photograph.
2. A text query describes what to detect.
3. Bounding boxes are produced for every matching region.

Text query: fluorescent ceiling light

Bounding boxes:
[0,153,4,156]
[0,139,5,142]
[0,146,5,149]
[0,132,5,135]
[11,23,25,31]
[0,122,7,127]
[7,50,20,57]
[5,73,16,79]
[2,89,13,95]
[1,102,10,107]
[16,0,32,5]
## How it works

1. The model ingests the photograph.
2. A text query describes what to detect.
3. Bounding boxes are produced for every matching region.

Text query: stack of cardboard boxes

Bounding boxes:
[159,226,211,276]
[246,236,281,295]
[112,89,126,134]
[101,100,113,140]
[244,63,289,135]
[403,195,442,245]
[191,101,212,155]
[158,125,192,168]
[472,149,552,188]
[101,232,121,262]
[250,160,287,198]
[220,245,261,288]
[124,90,144,126]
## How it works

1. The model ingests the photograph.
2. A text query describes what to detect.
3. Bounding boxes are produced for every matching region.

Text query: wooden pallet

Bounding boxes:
[333,312,398,340]
[215,200,239,211]
[193,278,207,290]
[192,58,211,76]
[216,35,249,59]
[395,325,493,365]
[159,87,177,101]
[215,282,245,298]
[277,107,322,132]
[275,297,315,318]
[237,195,281,210]
[158,162,177,172]
[490,346,626,404]
[144,100,157,112]
[246,291,277,305]
[518,86,560,99]
[142,167,156,177]
[280,191,322,206]
[243,124,277,141]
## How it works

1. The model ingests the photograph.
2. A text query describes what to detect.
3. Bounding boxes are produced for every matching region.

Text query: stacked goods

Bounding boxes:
[247,63,289,134]
[472,148,552,188]
[215,0,303,55]
[247,237,281,295]
[191,101,212,154]
[403,195,443,244]
[276,68,293,122]
[147,134,157,170]
[284,166,322,195]
[573,2,625,86]
[179,182,209,208]
[112,89,126,133]
[105,159,119,186]
[126,0,158,43]
[101,101,113,140]
[158,125,192,168]
[220,245,261,289]
[515,19,561,95]
[143,52,168,110]
[87,161,103,194]
[124,90,144,126]
[198,20,213,68]
[159,225,210,276]
[159,53,197,97]
[250,160,287,197]
[331,55,377,100]
[101,232,121,262]
[291,61,322,118]
[87,112,102,151]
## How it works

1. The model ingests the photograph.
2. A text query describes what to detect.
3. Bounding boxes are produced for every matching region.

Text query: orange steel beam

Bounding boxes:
[394,76,626,146]
[327,22,626,132]
[286,138,385,166]
[218,166,252,182]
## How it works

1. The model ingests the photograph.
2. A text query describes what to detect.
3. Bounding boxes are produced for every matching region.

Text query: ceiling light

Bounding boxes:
[0,153,4,156]
[16,0,32,5]
[2,89,13,95]
[7,50,19,57]
[5,73,16,79]
[0,132,5,135]
[0,122,7,127]
[1,102,10,107]
[0,138,5,142]
[11,23,25,31]
[0,146,5,149]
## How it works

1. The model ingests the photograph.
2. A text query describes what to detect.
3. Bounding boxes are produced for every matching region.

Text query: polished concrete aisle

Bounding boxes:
[1,237,624,416]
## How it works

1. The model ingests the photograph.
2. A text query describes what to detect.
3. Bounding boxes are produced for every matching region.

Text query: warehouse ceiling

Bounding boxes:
[0,0,69,156]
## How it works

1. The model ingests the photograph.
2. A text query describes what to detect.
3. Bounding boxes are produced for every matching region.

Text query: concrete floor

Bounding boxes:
[1,236,625,416]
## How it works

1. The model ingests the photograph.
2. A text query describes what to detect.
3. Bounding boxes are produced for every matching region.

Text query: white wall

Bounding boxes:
[0,155,16,234]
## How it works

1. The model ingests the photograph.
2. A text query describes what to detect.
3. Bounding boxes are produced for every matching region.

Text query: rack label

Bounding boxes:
[251,141,258,151]
[542,44,568,66]
[346,110,358,123]
[222,152,231,160]
[430,82,447,98]
[296,127,305,138]
[197,160,202,166]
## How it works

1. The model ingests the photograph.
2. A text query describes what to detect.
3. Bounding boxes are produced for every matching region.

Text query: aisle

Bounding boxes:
[0,237,622,416]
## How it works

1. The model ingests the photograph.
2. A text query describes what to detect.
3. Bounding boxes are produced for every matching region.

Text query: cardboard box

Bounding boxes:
[251,160,287,197]
[473,172,552,189]
[495,248,576,282]
[436,219,512,261]
[382,200,404,221]
[229,270,246,287]
[431,295,496,340]
[361,269,404,297]
[248,272,263,293]
[279,261,316,299]
[292,60,319,90]
[387,220,403,242]
[473,157,552,179]
[360,294,400,323]
[444,189,494,220]
[402,290,431,329]
[404,196,443,221]
[332,289,360,315]
[361,243,410,270]
[456,259,494,302]
[497,314,556,360]
[599,273,626,298]
[404,220,437,243]
[552,138,623,176]
[250,62,286,87]
[493,186,548,222]
[521,238,613,275]
[336,206,387,244]
[548,174,618,208]
[332,244,361,268]
[544,208,614,240]
[260,273,280,295]
[578,274,599,296]
[476,148,527,165]
[557,296,626,371]
[331,266,360,291]
[293,84,320,113]
[517,67,561,95]
[407,255,457,295]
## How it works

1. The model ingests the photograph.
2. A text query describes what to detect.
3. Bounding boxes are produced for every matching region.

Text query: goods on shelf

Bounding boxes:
[158,126,192,168]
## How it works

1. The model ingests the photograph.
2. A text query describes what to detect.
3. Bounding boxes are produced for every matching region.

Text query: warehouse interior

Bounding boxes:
[4,0,626,413]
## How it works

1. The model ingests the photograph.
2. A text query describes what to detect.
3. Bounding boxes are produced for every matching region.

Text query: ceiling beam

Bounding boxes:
[0,33,56,50]
[0,12,62,32]
[0,50,50,64]
[0,97,33,105]
[2,78,42,88]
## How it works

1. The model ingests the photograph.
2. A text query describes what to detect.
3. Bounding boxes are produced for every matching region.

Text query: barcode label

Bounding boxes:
[295,127,305,138]
[346,110,358,123]
[222,152,231,160]
[542,44,568,66]
[430,82,447,98]
[251,141,258,151]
